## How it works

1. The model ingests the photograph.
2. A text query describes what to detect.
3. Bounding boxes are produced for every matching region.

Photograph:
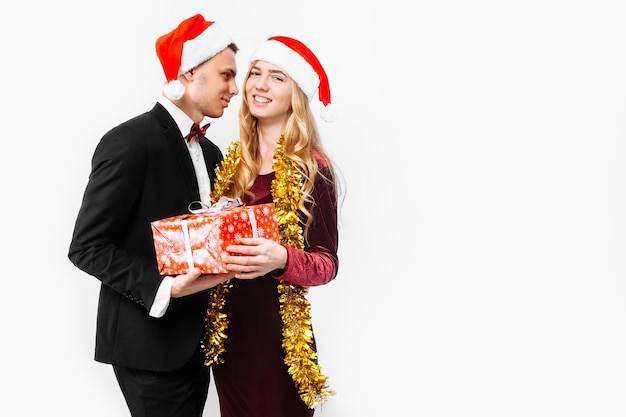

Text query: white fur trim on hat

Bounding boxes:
[179,23,233,76]
[250,39,320,102]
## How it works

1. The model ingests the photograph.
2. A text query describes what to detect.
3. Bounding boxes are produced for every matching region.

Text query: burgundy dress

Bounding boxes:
[212,165,339,417]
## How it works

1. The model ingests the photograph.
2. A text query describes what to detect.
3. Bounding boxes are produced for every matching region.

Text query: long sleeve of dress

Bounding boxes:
[272,166,339,287]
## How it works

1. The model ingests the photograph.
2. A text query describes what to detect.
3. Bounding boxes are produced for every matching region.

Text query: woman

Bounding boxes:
[202,36,340,417]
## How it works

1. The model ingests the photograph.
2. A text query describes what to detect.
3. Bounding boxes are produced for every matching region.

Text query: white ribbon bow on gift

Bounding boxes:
[180,197,259,271]
[188,196,243,214]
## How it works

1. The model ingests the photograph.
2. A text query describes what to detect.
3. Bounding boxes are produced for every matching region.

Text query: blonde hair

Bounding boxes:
[230,64,339,239]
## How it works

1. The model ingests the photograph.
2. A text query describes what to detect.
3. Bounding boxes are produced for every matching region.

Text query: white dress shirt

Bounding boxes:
[149,96,214,318]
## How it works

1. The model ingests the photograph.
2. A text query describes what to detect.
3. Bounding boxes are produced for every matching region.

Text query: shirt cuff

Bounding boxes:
[149,276,174,318]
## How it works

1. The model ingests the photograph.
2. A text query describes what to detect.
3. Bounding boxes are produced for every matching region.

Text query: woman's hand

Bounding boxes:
[225,237,288,279]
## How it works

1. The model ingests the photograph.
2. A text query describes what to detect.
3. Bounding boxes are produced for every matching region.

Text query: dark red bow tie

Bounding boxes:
[187,123,210,142]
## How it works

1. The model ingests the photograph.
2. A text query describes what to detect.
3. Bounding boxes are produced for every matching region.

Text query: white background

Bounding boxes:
[2,1,626,416]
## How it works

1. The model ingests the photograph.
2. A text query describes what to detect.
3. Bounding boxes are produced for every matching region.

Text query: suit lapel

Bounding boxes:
[150,103,201,202]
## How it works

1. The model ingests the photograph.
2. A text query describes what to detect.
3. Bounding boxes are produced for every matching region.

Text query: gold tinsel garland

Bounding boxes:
[200,142,239,366]
[202,139,334,408]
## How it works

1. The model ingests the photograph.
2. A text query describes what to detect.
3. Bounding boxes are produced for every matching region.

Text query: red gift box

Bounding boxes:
[151,200,280,275]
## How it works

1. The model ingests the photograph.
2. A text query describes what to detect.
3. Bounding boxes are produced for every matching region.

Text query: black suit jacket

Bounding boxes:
[69,103,223,371]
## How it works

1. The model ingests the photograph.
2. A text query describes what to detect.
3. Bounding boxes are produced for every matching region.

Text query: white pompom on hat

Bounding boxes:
[156,14,233,100]
[250,36,335,122]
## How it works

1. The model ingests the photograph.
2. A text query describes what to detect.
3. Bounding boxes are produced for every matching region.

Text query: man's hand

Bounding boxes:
[171,268,235,298]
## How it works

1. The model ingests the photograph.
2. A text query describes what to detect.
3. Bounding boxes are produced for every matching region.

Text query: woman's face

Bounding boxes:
[245,60,293,123]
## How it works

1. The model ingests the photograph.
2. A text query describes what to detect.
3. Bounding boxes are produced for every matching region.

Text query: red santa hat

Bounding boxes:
[155,14,233,100]
[250,36,335,122]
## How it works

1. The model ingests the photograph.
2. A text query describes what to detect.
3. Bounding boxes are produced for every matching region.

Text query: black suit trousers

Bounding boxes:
[113,347,210,417]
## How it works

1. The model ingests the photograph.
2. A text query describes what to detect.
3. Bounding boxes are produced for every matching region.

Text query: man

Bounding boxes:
[68,14,238,417]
